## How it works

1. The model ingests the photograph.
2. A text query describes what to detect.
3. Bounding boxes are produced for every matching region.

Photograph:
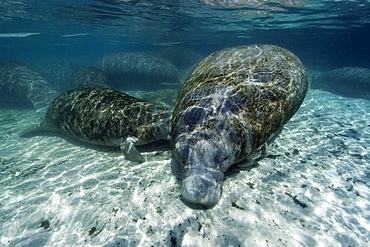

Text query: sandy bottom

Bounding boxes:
[0,89,369,247]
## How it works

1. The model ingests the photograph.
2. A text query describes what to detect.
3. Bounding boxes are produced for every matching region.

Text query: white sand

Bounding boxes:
[0,89,369,246]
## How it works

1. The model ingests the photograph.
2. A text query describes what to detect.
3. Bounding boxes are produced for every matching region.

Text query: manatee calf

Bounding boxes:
[171,45,308,206]
[21,88,172,162]
[0,60,59,118]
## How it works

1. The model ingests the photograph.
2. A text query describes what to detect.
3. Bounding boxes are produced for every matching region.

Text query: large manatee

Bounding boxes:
[171,45,308,206]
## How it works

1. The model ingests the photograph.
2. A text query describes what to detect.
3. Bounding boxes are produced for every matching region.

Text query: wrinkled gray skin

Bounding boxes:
[171,45,308,206]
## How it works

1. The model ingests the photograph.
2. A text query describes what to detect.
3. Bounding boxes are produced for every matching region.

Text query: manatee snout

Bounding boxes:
[181,168,224,207]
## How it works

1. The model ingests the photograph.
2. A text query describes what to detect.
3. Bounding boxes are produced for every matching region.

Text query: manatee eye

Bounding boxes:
[221,156,230,163]
[213,151,229,163]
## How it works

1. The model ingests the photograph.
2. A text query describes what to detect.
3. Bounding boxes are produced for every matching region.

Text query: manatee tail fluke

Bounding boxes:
[19,123,54,137]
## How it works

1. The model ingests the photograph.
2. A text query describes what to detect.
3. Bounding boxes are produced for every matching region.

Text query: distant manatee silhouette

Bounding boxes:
[71,66,109,89]
[96,52,180,91]
[312,67,370,100]
[0,60,59,118]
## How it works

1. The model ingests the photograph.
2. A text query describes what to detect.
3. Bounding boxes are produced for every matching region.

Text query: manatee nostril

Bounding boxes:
[191,177,211,199]
[182,175,221,206]
[189,186,207,199]
[185,176,209,199]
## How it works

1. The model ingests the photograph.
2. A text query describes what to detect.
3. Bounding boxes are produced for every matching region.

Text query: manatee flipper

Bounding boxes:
[238,143,268,168]
[120,136,145,162]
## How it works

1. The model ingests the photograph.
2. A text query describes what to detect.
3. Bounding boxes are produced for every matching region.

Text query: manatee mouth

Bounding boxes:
[181,173,222,206]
